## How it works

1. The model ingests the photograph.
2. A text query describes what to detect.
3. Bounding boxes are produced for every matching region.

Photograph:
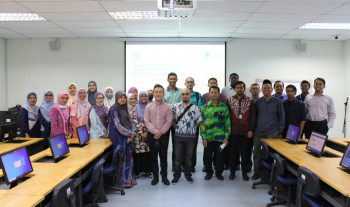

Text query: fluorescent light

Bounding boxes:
[299,23,350,30]
[0,13,46,21]
[109,11,176,20]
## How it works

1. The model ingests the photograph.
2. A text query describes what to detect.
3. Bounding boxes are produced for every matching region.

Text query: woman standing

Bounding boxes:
[89,92,109,139]
[38,90,54,148]
[71,88,91,138]
[19,92,41,138]
[127,94,136,118]
[50,92,72,139]
[67,83,78,107]
[108,91,136,188]
[132,91,152,178]
[88,81,97,105]
[104,87,114,110]
[128,87,139,103]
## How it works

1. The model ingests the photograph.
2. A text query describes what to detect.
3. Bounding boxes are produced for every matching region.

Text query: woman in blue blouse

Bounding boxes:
[38,89,54,148]
[89,92,109,138]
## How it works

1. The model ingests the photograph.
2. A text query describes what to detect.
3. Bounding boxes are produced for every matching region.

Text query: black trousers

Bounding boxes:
[192,126,199,168]
[133,152,152,175]
[170,127,175,167]
[148,131,170,177]
[229,135,250,173]
[304,120,328,138]
[247,136,254,169]
[204,141,225,176]
[173,136,196,179]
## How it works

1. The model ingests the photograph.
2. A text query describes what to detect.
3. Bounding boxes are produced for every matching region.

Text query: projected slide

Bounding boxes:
[126,42,225,95]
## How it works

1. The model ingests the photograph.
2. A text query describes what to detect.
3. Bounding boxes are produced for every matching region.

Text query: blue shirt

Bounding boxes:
[189,91,203,108]
[163,86,182,108]
[273,93,288,102]
[255,96,285,137]
[282,98,306,136]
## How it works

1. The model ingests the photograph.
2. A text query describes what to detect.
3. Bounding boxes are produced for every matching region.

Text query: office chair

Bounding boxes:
[252,141,275,195]
[267,153,297,207]
[103,145,125,195]
[297,167,333,207]
[51,179,76,207]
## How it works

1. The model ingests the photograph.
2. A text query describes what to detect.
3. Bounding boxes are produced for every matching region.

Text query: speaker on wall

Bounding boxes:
[297,43,307,52]
[49,40,59,50]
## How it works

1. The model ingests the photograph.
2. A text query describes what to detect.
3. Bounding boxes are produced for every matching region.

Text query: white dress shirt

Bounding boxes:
[221,86,236,99]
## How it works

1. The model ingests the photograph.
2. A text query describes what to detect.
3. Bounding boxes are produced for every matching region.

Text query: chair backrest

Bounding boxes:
[261,141,270,160]
[91,159,105,184]
[51,179,76,207]
[113,145,122,165]
[297,167,321,197]
[272,153,285,176]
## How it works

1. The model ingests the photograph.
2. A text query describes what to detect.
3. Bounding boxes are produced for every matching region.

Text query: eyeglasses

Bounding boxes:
[45,95,53,97]
[181,93,190,96]
[186,81,194,84]
[96,97,104,100]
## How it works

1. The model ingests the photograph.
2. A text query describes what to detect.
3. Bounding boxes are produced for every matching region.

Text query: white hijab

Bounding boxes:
[67,83,78,107]
[126,93,135,119]
[104,86,114,110]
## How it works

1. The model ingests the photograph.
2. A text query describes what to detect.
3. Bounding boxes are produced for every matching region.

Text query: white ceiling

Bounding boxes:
[1,0,350,40]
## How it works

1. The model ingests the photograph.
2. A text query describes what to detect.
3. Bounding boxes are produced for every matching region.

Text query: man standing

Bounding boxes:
[144,84,173,186]
[282,85,306,139]
[163,72,182,170]
[172,88,201,184]
[273,81,288,102]
[222,73,239,99]
[253,79,285,180]
[201,86,231,181]
[304,78,336,138]
[250,83,261,102]
[227,81,255,181]
[296,80,310,102]
[202,77,227,105]
[184,77,202,172]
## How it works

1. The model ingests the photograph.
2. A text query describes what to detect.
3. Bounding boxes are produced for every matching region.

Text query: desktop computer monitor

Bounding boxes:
[340,143,350,171]
[48,133,70,161]
[286,124,300,144]
[0,123,18,142]
[76,125,90,146]
[306,131,328,157]
[0,147,33,185]
[0,111,19,127]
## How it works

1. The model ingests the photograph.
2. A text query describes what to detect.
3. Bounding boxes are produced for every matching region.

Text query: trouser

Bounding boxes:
[304,120,328,139]
[171,127,175,167]
[204,141,225,176]
[229,135,251,174]
[192,126,199,168]
[173,135,196,179]
[148,131,170,177]
[253,130,279,173]
[247,136,254,169]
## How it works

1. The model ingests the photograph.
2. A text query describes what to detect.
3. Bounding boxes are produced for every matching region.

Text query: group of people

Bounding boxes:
[18,72,336,188]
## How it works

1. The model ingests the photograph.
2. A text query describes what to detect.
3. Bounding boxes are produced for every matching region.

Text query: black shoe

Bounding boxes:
[162,177,170,185]
[186,177,193,184]
[224,164,229,170]
[229,172,235,180]
[151,176,159,185]
[235,165,240,171]
[252,172,261,180]
[191,167,196,172]
[216,174,224,181]
[171,178,179,185]
[204,174,212,180]
[242,173,249,181]
[246,166,252,173]
[202,166,206,172]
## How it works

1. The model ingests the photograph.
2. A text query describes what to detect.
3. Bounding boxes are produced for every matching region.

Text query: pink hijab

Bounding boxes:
[128,87,139,103]
[52,92,70,133]
[70,88,91,126]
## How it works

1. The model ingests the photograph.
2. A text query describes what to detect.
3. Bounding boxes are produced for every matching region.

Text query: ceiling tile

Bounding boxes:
[66,27,123,33]
[99,1,157,12]
[11,27,69,34]
[241,21,305,29]
[0,2,31,12]
[0,34,28,39]
[180,26,236,33]
[122,27,178,32]
[329,4,350,15]
[37,12,112,21]
[126,32,179,37]
[197,2,263,12]
[288,29,349,36]
[23,33,77,38]
[180,32,232,37]
[312,15,350,23]
[0,21,59,29]
[230,33,282,39]
[0,28,17,35]
[248,13,320,22]
[257,2,342,14]
[18,1,105,12]
[116,20,179,27]
[53,20,118,28]
[266,0,349,3]
[75,33,127,38]
[234,28,294,34]
[191,12,252,21]
[181,20,243,27]
[278,34,330,40]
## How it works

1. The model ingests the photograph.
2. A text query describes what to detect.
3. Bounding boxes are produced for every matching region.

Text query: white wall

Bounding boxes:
[6,38,125,108]
[226,39,345,139]
[343,40,350,138]
[0,38,6,110]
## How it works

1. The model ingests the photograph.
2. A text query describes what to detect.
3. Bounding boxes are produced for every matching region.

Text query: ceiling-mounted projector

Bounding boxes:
[158,0,197,18]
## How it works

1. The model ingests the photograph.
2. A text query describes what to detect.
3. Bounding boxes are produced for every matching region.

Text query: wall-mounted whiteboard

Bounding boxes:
[256,79,314,97]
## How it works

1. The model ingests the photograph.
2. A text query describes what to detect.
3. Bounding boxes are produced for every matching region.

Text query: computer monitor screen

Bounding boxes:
[48,133,69,160]
[0,147,33,185]
[0,123,18,142]
[76,125,90,146]
[286,124,300,143]
[340,143,350,170]
[306,131,328,156]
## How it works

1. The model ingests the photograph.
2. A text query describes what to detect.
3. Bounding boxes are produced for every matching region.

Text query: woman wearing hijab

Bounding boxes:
[108,91,137,188]
[71,88,91,138]
[67,83,78,107]
[128,87,139,103]
[19,92,41,138]
[50,92,72,139]
[89,92,109,139]
[38,90,54,148]
[88,81,97,105]
[132,91,152,178]
[127,93,136,118]
[104,87,114,110]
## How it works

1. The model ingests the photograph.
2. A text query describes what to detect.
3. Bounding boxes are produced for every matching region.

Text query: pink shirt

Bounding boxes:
[144,101,173,135]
